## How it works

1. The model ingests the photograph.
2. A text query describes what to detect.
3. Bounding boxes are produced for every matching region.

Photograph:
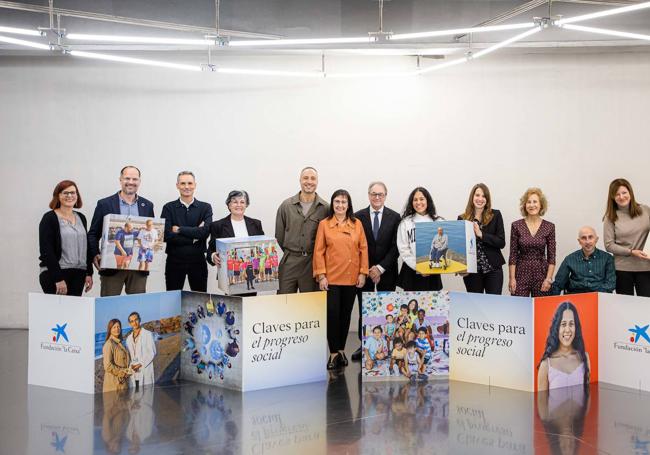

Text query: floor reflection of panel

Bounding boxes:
[598,384,650,455]
[27,385,94,455]
[449,381,533,455]
[361,380,450,454]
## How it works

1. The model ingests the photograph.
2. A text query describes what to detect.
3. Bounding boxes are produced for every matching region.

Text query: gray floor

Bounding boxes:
[1,329,649,454]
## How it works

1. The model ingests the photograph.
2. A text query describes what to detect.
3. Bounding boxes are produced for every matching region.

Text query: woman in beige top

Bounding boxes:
[603,178,650,297]
[102,319,131,393]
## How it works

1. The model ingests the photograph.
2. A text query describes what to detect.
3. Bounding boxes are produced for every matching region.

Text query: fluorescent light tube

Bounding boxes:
[68,50,201,71]
[391,22,536,41]
[216,67,324,77]
[0,34,50,50]
[228,37,375,47]
[562,24,650,41]
[471,27,541,59]
[66,33,216,46]
[327,70,419,79]
[557,1,650,25]
[0,25,42,37]
[417,57,468,75]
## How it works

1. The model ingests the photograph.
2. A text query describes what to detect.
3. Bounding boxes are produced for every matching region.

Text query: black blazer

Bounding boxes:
[458,209,506,269]
[206,215,264,265]
[87,192,155,276]
[354,206,401,290]
[39,210,93,281]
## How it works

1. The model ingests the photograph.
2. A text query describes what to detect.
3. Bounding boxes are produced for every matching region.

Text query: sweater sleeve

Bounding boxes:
[603,218,631,256]
[397,219,416,271]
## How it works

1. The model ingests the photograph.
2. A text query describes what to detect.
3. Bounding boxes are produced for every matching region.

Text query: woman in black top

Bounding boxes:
[458,183,506,294]
[39,180,93,296]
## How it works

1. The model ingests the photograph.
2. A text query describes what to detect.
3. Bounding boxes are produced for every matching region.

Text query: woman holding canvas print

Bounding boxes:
[537,302,590,391]
[458,183,506,294]
[313,189,369,370]
[396,187,443,291]
[102,319,132,393]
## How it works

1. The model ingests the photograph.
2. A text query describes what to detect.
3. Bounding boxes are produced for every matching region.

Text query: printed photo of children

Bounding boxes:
[361,291,450,381]
[100,214,165,272]
[216,238,282,295]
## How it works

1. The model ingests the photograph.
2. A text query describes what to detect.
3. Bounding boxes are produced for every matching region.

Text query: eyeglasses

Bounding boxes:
[369,192,386,198]
[61,191,77,197]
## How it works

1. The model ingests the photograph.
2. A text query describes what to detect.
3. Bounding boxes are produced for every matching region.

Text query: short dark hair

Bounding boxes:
[393,337,404,346]
[128,312,141,322]
[417,327,428,334]
[49,180,82,210]
[120,166,141,177]
[373,325,383,333]
[406,341,417,349]
[400,304,408,310]
[417,309,425,315]
[226,190,250,207]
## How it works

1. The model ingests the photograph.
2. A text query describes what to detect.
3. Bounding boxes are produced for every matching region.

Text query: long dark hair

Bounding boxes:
[604,178,642,222]
[402,187,438,220]
[538,301,590,387]
[105,319,123,343]
[327,189,356,221]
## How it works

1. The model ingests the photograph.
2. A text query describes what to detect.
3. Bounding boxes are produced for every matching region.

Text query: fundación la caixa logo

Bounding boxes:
[40,322,82,354]
[614,322,650,354]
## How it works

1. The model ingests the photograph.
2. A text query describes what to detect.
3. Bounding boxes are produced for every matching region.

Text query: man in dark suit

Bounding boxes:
[162,171,213,292]
[88,166,155,296]
[351,181,400,361]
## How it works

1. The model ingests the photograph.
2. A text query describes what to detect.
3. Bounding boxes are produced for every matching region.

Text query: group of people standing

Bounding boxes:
[39,167,650,370]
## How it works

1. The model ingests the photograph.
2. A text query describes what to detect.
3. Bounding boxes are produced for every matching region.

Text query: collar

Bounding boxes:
[291,192,324,206]
[179,198,195,209]
[328,216,352,228]
[118,192,139,206]
[370,206,384,216]
[580,248,602,260]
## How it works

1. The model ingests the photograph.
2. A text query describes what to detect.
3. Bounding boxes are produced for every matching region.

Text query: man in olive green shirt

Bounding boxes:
[275,167,329,294]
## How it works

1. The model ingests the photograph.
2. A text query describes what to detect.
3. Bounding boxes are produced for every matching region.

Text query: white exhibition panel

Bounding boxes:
[598,293,650,392]
[241,292,327,392]
[449,292,534,392]
[28,293,95,394]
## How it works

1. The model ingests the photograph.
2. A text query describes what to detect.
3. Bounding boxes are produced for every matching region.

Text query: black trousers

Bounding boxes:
[355,276,397,340]
[463,268,504,295]
[165,260,208,292]
[616,270,650,297]
[327,285,357,354]
[39,268,86,296]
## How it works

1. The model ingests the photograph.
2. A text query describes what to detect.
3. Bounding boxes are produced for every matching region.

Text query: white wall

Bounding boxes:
[1,50,649,328]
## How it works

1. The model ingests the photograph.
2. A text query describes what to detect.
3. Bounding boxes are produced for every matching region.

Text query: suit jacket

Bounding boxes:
[457,209,506,269]
[87,192,155,276]
[354,206,400,290]
[206,215,264,265]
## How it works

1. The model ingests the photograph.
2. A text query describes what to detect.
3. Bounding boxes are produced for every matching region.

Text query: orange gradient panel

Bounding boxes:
[533,293,599,392]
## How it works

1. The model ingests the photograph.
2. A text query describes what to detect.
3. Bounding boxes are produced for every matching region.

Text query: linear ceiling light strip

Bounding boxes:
[66,33,216,46]
[68,50,202,71]
[562,23,650,40]
[390,22,536,41]
[228,36,375,47]
[556,0,650,25]
[0,25,41,36]
[216,67,324,77]
[0,34,50,49]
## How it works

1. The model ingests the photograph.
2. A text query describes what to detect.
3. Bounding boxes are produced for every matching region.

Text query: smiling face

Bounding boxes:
[558,309,576,349]
[110,321,122,338]
[386,314,394,323]
[300,169,318,195]
[176,173,196,199]
[58,185,78,209]
[473,187,487,212]
[373,328,382,340]
[412,191,427,215]
[128,314,141,331]
[525,194,541,216]
[368,183,386,211]
[333,195,349,217]
[228,196,247,217]
[119,167,141,196]
[577,227,598,256]
[614,185,631,209]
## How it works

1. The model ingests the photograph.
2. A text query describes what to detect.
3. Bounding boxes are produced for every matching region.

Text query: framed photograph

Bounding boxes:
[100,214,165,272]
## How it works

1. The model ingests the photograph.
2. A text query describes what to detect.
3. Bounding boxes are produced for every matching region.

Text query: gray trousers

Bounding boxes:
[278,253,319,294]
[100,270,147,297]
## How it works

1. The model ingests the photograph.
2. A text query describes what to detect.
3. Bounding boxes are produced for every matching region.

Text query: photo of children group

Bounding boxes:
[216,236,281,295]
[362,291,450,381]
[100,214,165,272]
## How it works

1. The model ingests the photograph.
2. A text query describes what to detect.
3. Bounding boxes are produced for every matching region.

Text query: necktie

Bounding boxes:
[373,211,380,240]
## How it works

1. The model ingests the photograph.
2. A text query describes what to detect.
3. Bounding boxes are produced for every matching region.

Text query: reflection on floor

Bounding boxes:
[1,329,649,454]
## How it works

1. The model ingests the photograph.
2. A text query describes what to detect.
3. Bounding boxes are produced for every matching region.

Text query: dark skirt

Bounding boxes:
[397,265,442,291]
